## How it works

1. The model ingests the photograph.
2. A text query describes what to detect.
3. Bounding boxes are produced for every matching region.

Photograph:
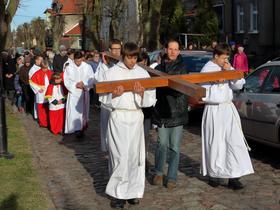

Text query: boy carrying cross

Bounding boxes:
[200,43,254,190]
[100,42,156,209]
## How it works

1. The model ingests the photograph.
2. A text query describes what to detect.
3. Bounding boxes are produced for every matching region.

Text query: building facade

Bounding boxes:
[184,0,280,67]
[230,0,280,66]
[48,0,85,50]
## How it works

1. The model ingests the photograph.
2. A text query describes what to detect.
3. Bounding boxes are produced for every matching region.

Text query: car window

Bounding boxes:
[245,66,273,93]
[148,50,162,64]
[182,54,212,73]
[263,66,280,93]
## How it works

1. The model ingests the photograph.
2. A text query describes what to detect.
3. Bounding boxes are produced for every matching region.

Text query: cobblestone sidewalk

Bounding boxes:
[16,108,280,210]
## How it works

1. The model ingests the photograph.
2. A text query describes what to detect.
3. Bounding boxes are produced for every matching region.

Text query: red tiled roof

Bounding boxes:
[64,23,82,36]
[52,0,84,15]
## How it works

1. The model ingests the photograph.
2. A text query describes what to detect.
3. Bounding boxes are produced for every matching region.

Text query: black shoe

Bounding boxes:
[228,178,244,190]
[127,198,140,205]
[75,131,84,139]
[110,199,125,209]
[208,177,220,187]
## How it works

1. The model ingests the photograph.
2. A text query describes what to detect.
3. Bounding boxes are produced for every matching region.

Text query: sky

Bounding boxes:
[12,0,52,30]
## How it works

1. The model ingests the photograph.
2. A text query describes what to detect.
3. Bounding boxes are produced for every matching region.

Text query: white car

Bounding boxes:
[233,61,280,148]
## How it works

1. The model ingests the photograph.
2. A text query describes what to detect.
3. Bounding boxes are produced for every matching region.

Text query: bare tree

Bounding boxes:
[30,17,46,49]
[103,0,127,41]
[0,0,20,51]
[138,0,150,46]
[50,1,65,52]
[142,0,163,50]
[84,0,102,50]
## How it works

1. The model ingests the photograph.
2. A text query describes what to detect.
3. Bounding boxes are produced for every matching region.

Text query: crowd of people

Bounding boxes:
[1,39,254,209]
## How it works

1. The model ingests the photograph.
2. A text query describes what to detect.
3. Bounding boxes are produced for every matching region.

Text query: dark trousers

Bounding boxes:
[22,84,34,115]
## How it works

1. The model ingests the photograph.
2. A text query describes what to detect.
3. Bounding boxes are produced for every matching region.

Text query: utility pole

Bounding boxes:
[0,56,14,159]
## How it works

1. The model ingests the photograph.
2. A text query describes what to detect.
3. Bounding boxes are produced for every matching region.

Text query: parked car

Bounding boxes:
[180,50,213,73]
[181,51,212,111]
[268,57,280,62]
[233,61,280,148]
[148,50,212,73]
[148,50,212,112]
[148,50,163,65]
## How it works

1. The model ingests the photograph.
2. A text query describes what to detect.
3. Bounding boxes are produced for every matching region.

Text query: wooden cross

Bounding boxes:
[95,54,244,99]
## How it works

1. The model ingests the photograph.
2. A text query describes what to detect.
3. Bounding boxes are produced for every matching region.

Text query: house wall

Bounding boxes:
[64,15,83,35]
[274,0,280,54]
[183,0,280,66]
[71,37,81,49]
[231,0,279,66]
[45,12,52,29]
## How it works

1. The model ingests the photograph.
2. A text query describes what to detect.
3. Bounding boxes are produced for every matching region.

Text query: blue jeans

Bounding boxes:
[155,125,183,181]
[16,94,23,108]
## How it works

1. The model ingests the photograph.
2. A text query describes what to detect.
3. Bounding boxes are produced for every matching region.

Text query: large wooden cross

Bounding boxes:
[95,54,244,99]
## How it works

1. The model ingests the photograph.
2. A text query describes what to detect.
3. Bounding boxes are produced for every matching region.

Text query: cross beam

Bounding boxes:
[95,54,244,98]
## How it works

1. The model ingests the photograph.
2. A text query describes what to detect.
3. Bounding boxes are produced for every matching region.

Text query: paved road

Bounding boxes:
[16,107,280,210]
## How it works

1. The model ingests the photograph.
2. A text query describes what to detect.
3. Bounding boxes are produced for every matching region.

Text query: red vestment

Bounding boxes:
[45,83,68,134]
[30,69,52,127]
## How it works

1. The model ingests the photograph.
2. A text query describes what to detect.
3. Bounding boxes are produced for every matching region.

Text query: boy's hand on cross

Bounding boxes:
[76,81,85,89]
[133,82,145,98]
[112,85,124,98]
[217,78,226,83]
[222,59,232,71]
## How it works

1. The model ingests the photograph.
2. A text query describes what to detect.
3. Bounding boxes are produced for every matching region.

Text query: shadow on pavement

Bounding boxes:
[59,109,110,198]
[247,140,280,169]
[60,108,210,196]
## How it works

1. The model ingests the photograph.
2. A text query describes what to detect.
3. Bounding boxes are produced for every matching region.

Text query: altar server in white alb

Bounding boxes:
[200,43,254,190]
[29,55,43,119]
[96,39,122,152]
[63,51,95,138]
[100,43,156,209]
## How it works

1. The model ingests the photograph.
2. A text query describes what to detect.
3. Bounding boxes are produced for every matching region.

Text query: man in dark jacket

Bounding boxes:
[2,53,16,101]
[19,57,33,115]
[52,45,68,73]
[152,39,188,189]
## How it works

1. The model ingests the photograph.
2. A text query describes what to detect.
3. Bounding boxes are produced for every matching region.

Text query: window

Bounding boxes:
[78,38,82,49]
[236,4,244,33]
[263,67,280,93]
[213,4,224,32]
[182,54,212,73]
[245,67,273,93]
[250,2,258,32]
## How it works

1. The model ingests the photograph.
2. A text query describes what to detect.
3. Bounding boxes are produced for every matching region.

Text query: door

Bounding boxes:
[249,66,280,142]
[235,66,274,138]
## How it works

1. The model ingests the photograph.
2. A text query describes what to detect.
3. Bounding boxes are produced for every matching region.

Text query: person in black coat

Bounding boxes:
[18,56,33,114]
[2,53,16,100]
[52,45,68,73]
[152,39,189,189]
